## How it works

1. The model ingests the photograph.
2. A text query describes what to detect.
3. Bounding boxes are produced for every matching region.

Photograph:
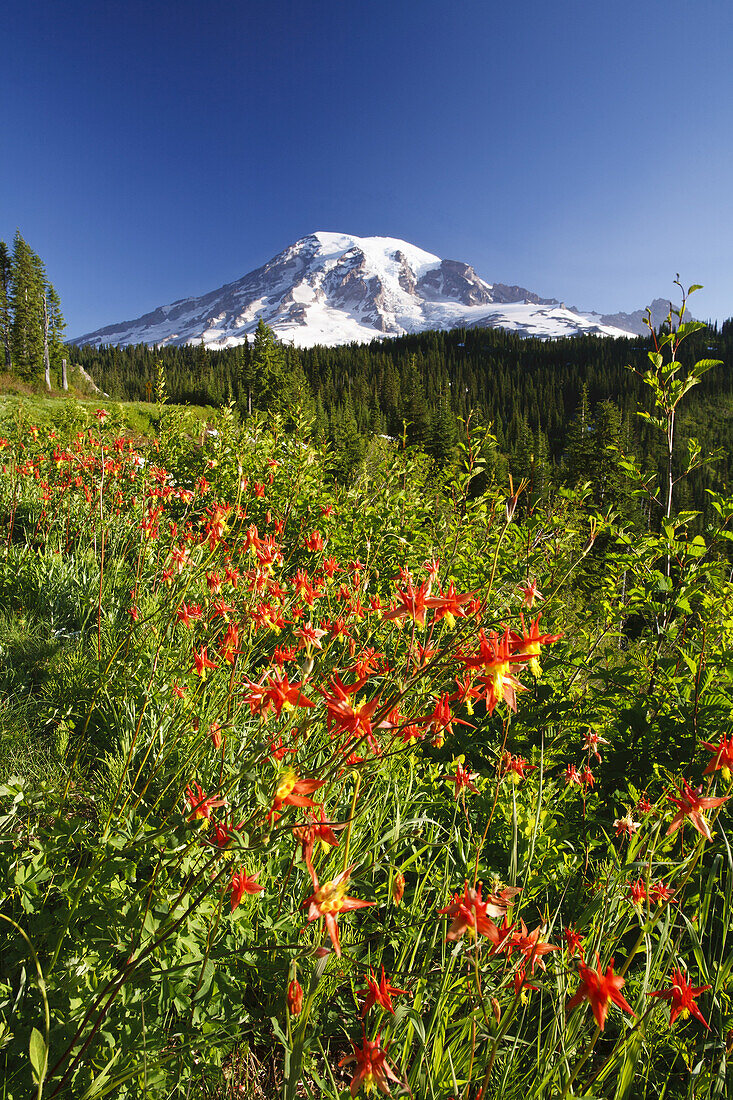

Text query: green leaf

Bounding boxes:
[29,1027,47,1084]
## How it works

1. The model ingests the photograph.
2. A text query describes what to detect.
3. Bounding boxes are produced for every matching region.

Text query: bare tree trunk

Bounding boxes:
[43,293,51,391]
[62,358,68,391]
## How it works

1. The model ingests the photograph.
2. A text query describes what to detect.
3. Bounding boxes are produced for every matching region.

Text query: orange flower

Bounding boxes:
[701,735,733,781]
[230,868,264,911]
[566,955,635,1031]
[303,865,374,957]
[271,767,326,819]
[648,968,710,1028]
[666,780,729,842]
[438,881,518,942]
[358,966,410,1017]
[338,1033,401,1097]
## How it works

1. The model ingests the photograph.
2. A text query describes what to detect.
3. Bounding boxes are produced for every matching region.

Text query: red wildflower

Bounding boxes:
[193,646,218,678]
[303,865,374,956]
[383,580,432,626]
[614,811,641,838]
[358,966,410,1017]
[391,871,405,906]
[626,879,647,907]
[185,782,225,823]
[271,767,326,818]
[648,968,711,1028]
[501,752,537,783]
[338,1032,401,1097]
[424,581,473,628]
[566,955,635,1031]
[519,580,543,608]
[564,926,585,960]
[438,881,516,941]
[701,734,733,781]
[230,868,264,910]
[509,920,560,973]
[666,780,729,841]
[508,613,563,676]
[451,759,479,799]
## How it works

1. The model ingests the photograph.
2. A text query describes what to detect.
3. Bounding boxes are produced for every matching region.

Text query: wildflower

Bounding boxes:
[242,673,314,720]
[185,782,225,823]
[293,805,346,877]
[519,580,543,608]
[614,811,641,838]
[509,920,559,973]
[451,758,479,799]
[700,734,733,782]
[648,968,711,1028]
[463,628,526,714]
[626,879,647,907]
[563,927,584,960]
[580,766,595,789]
[271,767,326,818]
[438,881,516,941]
[513,966,539,999]
[230,868,264,911]
[209,721,223,749]
[425,581,473,629]
[508,614,563,677]
[303,865,374,957]
[193,646,218,679]
[636,793,653,815]
[338,1032,401,1097]
[176,602,202,628]
[583,728,609,762]
[666,780,729,842]
[358,965,410,1017]
[304,529,325,552]
[383,580,432,626]
[649,881,676,906]
[287,979,304,1015]
[501,752,537,784]
[566,955,635,1031]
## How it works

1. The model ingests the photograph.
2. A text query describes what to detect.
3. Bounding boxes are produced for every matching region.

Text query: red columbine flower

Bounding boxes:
[614,811,642,838]
[509,920,560,973]
[666,780,729,842]
[230,868,264,910]
[438,881,517,942]
[271,767,326,819]
[451,759,479,799]
[391,871,405,906]
[185,782,226,823]
[501,752,537,784]
[508,613,563,677]
[303,865,374,957]
[384,580,432,626]
[193,646,218,678]
[519,580,543,608]
[564,926,584,960]
[462,628,526,714]
[358,966,410,1017]
[701,734,733,782]
[648,968,711,1028]
[566,955,635,1031]
[338,1032,401,1097]
[649,881,677,906]
[626,879,647,908]
[424,581,473,629]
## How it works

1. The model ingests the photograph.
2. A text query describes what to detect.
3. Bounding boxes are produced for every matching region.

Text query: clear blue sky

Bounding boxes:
[2,0,732,335]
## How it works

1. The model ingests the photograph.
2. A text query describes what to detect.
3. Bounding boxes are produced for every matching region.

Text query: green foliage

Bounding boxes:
[0,334,732,1098]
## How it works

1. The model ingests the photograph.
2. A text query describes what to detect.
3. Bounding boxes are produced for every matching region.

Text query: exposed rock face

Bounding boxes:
[71,231,638,348]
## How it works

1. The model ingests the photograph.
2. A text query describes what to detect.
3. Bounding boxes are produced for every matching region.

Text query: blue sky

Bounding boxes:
[2,0,731,335]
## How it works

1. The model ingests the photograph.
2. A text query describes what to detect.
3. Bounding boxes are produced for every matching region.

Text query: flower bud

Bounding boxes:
[287,979,303,1015]
[392,871,405,907]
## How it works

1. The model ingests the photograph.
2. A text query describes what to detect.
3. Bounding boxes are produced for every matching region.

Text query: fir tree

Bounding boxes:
[0,241,12,370]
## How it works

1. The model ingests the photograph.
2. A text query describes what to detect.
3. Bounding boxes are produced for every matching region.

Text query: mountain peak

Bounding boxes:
[72,233,639,348]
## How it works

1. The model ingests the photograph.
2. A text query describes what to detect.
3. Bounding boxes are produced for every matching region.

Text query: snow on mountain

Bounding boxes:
[71,232,639,348]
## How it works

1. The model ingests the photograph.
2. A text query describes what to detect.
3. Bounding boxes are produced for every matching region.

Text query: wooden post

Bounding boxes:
[62,358,68,391]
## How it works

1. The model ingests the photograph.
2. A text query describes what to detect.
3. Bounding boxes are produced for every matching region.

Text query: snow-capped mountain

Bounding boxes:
[72,232,642,349]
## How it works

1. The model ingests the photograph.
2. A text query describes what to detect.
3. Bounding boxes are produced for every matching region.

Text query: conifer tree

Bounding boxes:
[10,231,46,379]
[0,241,12,370]
[250,319,286,412]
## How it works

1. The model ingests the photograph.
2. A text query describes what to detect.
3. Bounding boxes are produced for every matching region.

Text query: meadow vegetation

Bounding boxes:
[0,305,732,1098]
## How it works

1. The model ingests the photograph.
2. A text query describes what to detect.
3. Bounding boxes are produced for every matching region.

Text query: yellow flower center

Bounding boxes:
[275,769,297,802]
[315,878,348,914]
